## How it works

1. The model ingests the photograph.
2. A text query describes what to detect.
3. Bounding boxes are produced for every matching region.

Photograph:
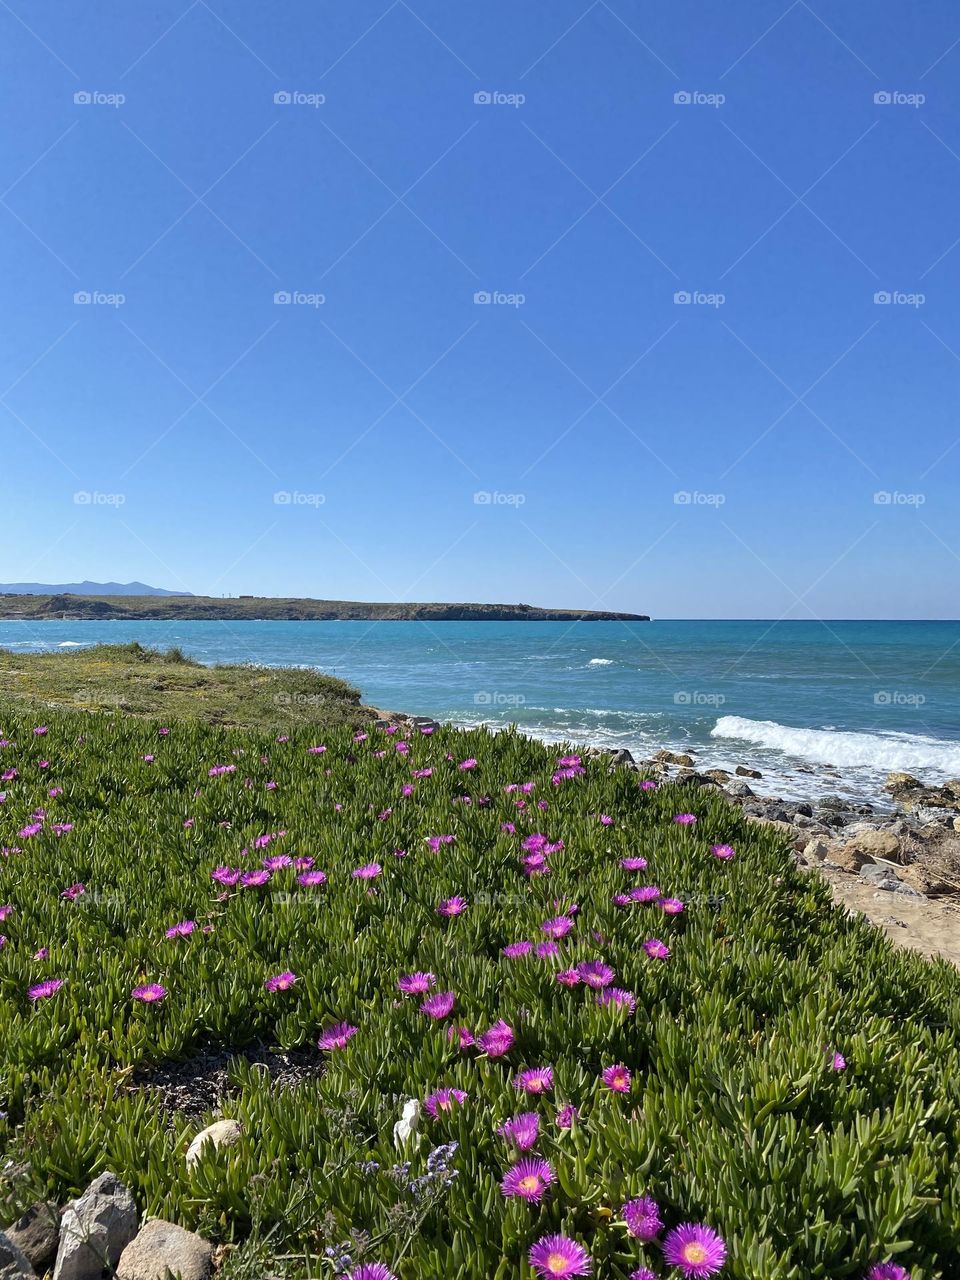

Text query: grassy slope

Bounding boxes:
[0,643,367,729]
[0,658,958,1278]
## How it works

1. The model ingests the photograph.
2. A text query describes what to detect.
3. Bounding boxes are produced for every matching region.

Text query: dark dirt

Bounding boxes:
[129,1044,325,1119]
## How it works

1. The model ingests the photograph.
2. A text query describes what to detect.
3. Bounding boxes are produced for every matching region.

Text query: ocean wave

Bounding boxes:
[587,658,614,665]
[712,715,960,775]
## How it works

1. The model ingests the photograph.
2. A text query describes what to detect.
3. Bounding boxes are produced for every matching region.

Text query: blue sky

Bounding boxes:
[2,0,959,618]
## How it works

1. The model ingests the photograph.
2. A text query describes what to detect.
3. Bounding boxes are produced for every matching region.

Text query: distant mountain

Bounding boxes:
[0,581,189,597]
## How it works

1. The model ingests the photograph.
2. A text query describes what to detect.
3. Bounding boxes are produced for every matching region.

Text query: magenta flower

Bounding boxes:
[865,1266,911,1280]
[602,1064,631,1093]
[318,1021,358,1051]
[623,1196,664,1241]
[458,758,478,770]
[165,920,195,939]
[514,1066,553,1094]
[541,915,574,939]
[420,991,455,1019]
[60,883,85,901]
[598,988,636,1014]
[424,1087,467,1117]
[297,870,327,887]
[0,906,14,921]
[307,744,327,754]
[577,961,615,989]
[264,971,297,992]
[477,1019,515,1058]
[33,726,48,735]
[831,1052,847,1071]
[501,1157,554,1202]
[353,863,382,880]
[710,843,735,860]
[631,885,662,903]
[262,854,292,871]
[33,947,48,960]
[437,896,466,916]
[503,940,533,958]
[132,983,167,1003]
[662,1224,727,1277]
[630,1271,657,1280]
[397,971,436,995]
[347,1264,397,1280]
[28,979,63,1000]
[673,813,697,825]
[556,968,581,987]
[660,897,685,915]
[446,1024,474,1048]
[556,1103,579,1129]
[528,1234,591,1278]
[621,856,648,871]
[643,938,671,959]
[499,1111,539,1151]
[240,870,271,887]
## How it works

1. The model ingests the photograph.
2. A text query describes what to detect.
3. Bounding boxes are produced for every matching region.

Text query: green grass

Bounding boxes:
[0,679,958,1278]
[0,643,367,729]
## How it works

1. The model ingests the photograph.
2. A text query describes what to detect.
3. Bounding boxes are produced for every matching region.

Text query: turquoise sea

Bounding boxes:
[1,618,959,806]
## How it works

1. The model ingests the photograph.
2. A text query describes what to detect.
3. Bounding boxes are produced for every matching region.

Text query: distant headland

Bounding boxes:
[0,592,650,623]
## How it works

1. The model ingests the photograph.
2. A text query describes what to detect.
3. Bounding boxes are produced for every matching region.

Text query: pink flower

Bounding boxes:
[643,938,671,959]
[710,843,735,860]
[264,971,297,992]
[437,896,466,917]
[602,1064,631,1093]
[477,1019,515,1058]
[132,983,167,1003]
[420,991,455,1019]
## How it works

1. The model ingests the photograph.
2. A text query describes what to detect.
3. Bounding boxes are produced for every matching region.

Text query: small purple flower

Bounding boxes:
[602,1064,631,1093]
[424,1087,467,1117]
[528,1234,591,1278]
[353,863,382,880]
[514,1066,553,1094]
[420,991,455,1019]
[437,895,467,916]
[864,1266,911,1280]
[398,971,435,995]
[643,938,671,959]
[662,1223,727,1277]
[501,1157,554,1202]
[264,971,297,992]
[165,920,195,939]
[297,870,327,887]
[499,1111,539,1151]
[132,983,167,1003]
[318,1021,358,1051]
[710,843,735,860]
[623,1195,664,1241]
[28,979,63,1000]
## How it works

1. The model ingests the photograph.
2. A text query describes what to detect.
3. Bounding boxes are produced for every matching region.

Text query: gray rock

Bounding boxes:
[912,806,956,827]
[845,828,901,859]
[608,749,634,767]
[885,771,922,793]
[0,1230,36,1280]
[53,1173,137,1280]
[653,749,695,767]
[803,839,831,862]
[117,1219,213,1280]
[3,1202,59,1273]
[859,865,925,896]
[725,780,755,799]
[735,764,762,778]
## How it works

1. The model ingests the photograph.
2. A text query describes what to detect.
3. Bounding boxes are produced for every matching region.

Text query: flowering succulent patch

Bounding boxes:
[0,710,954,1278]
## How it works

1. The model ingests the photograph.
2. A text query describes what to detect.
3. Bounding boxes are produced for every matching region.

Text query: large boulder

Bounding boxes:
[827,845,875,873]
[3,1202,58,1274]
[653,750,695,767]
[117,1219,213,1280]
[185,1119,242,1168]
[53,1173,137,1280]
[735,764,762,778]
[0,1230,36,1280]
[885,772,921,794]
[845,828,901,859]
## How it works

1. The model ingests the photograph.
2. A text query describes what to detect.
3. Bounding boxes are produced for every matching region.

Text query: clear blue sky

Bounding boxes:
[2,0,958,618]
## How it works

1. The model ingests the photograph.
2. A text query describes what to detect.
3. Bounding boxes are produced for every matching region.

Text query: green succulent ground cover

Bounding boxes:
[0,659,958,1278]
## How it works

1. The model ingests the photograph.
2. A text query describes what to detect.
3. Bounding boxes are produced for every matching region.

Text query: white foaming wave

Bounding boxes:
[58,641,86,647]
[712,715,960,776]
[587,658,614,665]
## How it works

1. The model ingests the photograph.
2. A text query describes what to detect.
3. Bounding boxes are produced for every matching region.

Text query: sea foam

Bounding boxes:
[712,715,960,776]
